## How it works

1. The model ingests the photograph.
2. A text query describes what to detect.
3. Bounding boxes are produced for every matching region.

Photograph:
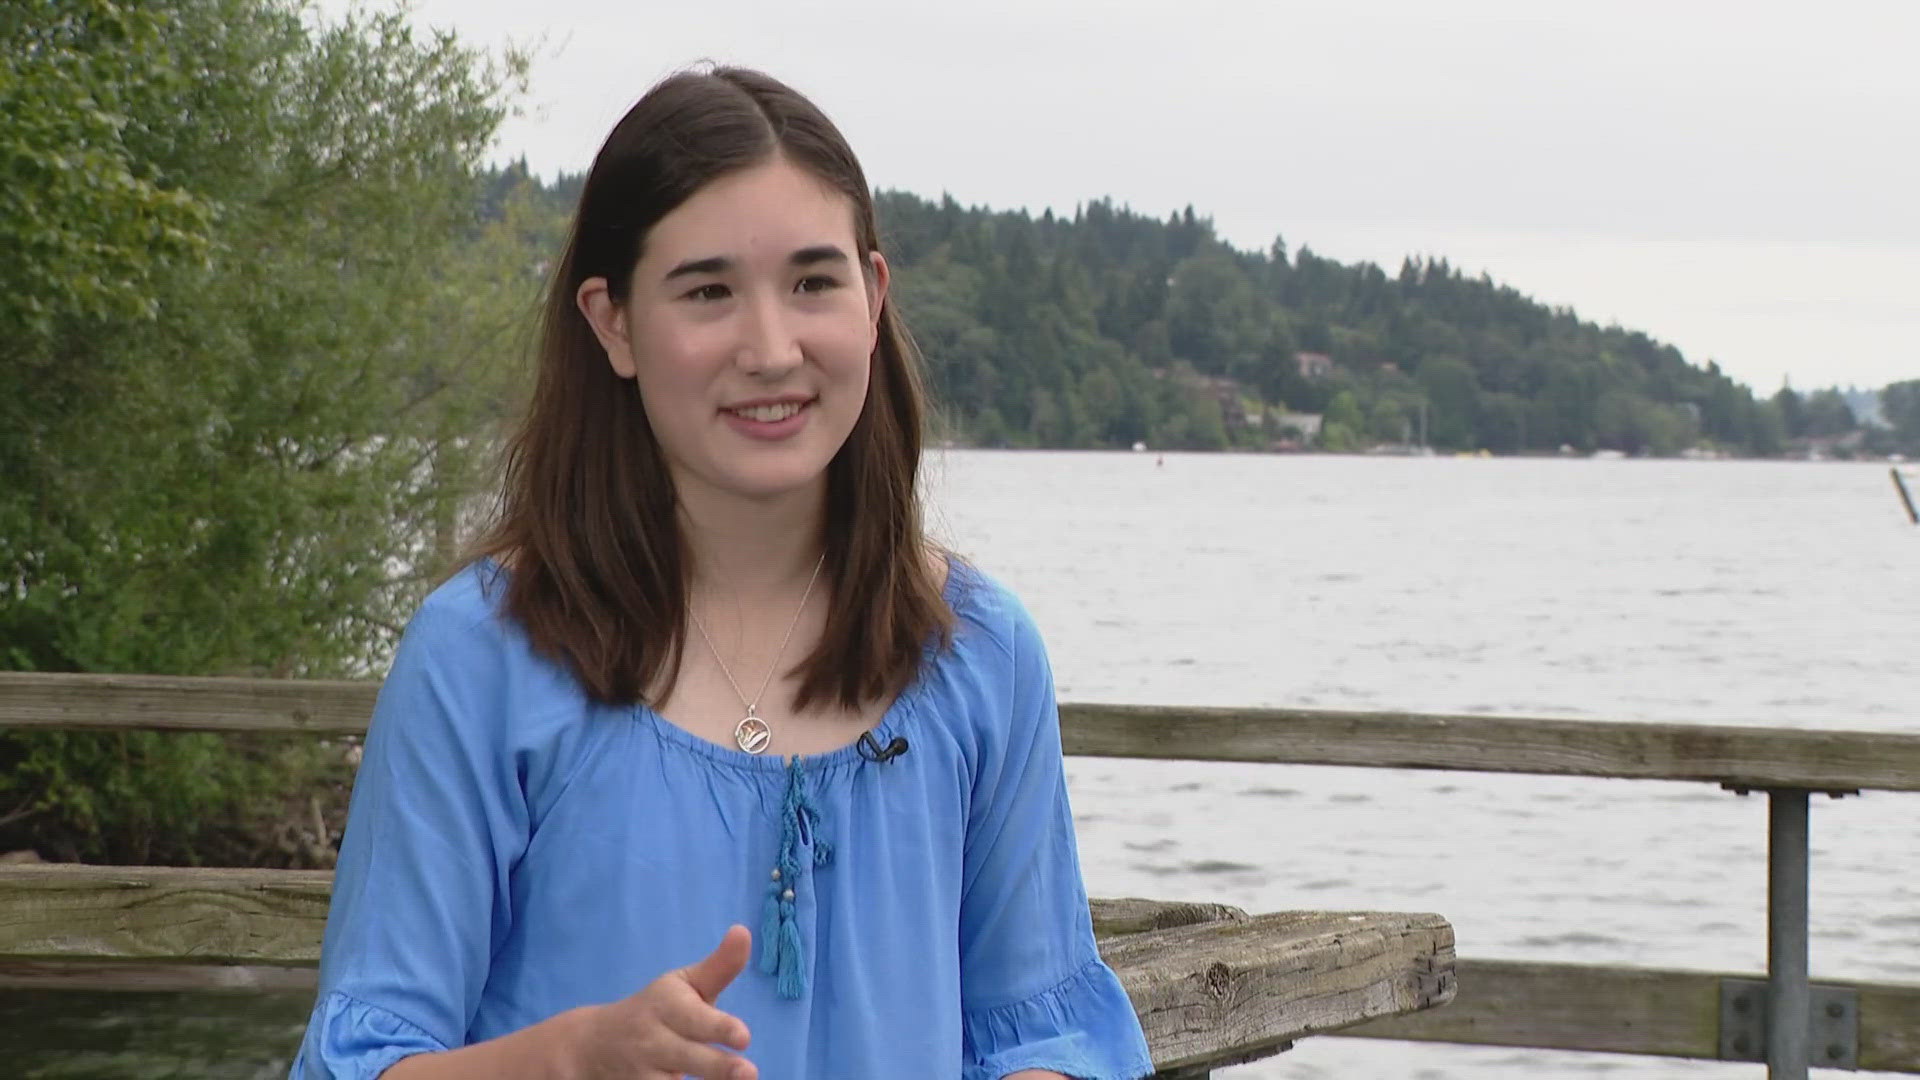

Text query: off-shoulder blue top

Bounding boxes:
[290,557,1153,1080]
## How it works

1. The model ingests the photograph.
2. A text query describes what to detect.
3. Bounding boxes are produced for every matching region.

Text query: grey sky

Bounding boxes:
[324,0,1919,392]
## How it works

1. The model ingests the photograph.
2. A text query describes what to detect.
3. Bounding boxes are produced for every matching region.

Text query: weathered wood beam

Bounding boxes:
[0,899,1245,991]
[0,869,1261,966]
[1102,910,1456,1074]
[1340,958,1920,1074]
[0,959,316,992]
[0,672,377,736]
[0,865,332,964]
[1062,702,1920,793]
[1090,896,1248,936]
[5,672,1919,791]
[0,866,1453,1074]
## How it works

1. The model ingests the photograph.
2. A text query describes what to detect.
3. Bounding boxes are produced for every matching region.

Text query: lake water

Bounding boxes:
[927,451,1919,1080]
[10,452,1918,1078]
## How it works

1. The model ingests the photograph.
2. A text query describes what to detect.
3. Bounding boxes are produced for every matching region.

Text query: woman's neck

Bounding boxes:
[676,483,826,602]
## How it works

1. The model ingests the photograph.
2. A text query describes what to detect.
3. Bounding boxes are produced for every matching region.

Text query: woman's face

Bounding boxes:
[578,156,888,509]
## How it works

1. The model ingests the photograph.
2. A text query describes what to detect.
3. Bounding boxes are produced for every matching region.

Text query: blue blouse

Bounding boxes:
[290,557,1153,1080]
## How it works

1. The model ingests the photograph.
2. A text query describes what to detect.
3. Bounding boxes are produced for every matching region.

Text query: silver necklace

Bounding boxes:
[690,554,826,754]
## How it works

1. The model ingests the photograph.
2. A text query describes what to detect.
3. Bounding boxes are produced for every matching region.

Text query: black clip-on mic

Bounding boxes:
[857,731,910,763]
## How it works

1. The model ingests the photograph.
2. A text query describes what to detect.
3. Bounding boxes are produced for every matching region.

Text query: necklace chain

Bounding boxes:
[690,554,826,754]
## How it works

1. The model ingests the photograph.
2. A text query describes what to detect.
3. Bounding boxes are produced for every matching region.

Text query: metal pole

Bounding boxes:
[1767,789,1810,1079]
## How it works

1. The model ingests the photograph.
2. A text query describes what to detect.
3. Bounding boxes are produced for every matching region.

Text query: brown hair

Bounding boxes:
[469,67,951,711]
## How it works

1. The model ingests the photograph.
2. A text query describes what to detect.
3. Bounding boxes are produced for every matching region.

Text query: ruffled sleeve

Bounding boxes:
[293,991,449,1080]
[962,954,1153,1080]
[289,587,530,1078]
[958,592,1154,1080]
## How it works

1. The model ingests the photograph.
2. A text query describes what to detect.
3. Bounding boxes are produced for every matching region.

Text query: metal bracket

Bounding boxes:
[1719,977,1859,1069]
[1719,783,1859,800]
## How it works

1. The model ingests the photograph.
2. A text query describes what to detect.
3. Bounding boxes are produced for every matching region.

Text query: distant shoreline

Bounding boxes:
[931,444,1910,465]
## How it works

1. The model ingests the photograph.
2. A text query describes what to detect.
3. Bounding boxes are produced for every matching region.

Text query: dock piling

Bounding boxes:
[1767,789,1810,1080]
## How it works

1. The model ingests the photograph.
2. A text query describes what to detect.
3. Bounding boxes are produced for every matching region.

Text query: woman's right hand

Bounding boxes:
[569,925,758,1080]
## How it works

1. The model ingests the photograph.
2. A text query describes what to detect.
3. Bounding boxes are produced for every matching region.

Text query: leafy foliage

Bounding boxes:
[0,0,524,863]
[0,1,214,342]
[1873,381,1920,452]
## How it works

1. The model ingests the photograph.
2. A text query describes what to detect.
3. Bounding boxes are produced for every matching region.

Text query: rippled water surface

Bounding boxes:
[10,452,1917,1078]
[925,452,1919,1079]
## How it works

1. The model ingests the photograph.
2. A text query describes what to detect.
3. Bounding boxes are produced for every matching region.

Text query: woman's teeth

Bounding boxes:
[730,402,805,422]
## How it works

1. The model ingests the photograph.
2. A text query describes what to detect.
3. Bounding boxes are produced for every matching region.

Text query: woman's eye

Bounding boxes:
[795,275,840,295]
[686,283,730,302]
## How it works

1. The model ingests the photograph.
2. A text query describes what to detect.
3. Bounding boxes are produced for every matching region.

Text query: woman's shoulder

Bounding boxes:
[398,560,574,705]
[388,559,604,749]
[403,558,517,652]
[370,560,607,826]
[924,557,1059,749]
[940,555,1047,665]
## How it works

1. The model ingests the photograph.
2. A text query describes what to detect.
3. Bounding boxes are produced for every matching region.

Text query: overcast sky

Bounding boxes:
[320,0,1919,393]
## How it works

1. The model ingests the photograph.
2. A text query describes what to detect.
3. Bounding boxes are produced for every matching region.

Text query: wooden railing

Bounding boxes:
[6,673,1919,1075]
[0,673,1455,1078]
[1062,702,1920,1078]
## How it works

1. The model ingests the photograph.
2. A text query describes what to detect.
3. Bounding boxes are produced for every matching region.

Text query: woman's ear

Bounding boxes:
[865,250,891,335]
[576,276,637,379]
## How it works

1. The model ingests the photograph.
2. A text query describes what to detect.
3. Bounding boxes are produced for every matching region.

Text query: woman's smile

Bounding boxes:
[721,396,816,440]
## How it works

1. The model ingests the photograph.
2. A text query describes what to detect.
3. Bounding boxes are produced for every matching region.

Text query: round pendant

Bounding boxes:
[734,714,772,754]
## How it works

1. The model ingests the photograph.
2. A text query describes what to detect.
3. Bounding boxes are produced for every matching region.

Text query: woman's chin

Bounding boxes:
[703,461,833,504]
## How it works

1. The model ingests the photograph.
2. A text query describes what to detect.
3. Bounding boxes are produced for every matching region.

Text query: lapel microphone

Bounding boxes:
[857,732,910,763]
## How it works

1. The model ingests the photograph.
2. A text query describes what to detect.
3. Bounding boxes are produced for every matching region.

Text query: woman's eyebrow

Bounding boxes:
[664,255,730,282]
[790,244,849,268]
[662,245,848,283]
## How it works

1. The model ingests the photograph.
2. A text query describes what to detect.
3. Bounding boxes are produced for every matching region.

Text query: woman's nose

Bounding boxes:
[735,297,802,377]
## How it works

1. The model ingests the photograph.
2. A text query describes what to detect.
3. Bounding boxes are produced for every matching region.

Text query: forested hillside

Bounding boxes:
[490,166,1905,457]
[878,192,1845,456]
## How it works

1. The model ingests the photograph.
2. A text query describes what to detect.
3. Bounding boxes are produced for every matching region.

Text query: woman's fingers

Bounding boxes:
[644,1035,758,1080]
[596,927,754,1078]
[660,979,751,1051]
[680,924,753,1003]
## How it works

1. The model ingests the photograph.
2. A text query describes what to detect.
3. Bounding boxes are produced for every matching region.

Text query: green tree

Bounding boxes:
[1417,356,1479,449]
[970,405,1012,447]
[1324,391,1364,436]
[1801,389,1857,438]
[1078,367,1124,444]
[1774,386,1807,438]
[1883,381,1920,451]
[1367,398,1409,444]
[1166,251,1260,375]
[0,2,214,347]
[0,0,523,863]
[1319,421,1360,453]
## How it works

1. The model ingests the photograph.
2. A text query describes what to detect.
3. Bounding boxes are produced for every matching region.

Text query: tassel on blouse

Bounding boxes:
[761,755,831,999]
[775,917,805,1000]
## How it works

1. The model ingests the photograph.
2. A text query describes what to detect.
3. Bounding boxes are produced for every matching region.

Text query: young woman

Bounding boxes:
[290,67,1153,1080]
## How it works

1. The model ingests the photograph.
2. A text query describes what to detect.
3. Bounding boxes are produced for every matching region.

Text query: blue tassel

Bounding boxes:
[776,914,805,999]
[791,768,833,868]
[755,755,830,1000]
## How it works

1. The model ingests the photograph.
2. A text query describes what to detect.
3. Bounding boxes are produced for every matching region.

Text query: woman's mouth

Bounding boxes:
[724,400,808,422]
[720,398,814,440]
